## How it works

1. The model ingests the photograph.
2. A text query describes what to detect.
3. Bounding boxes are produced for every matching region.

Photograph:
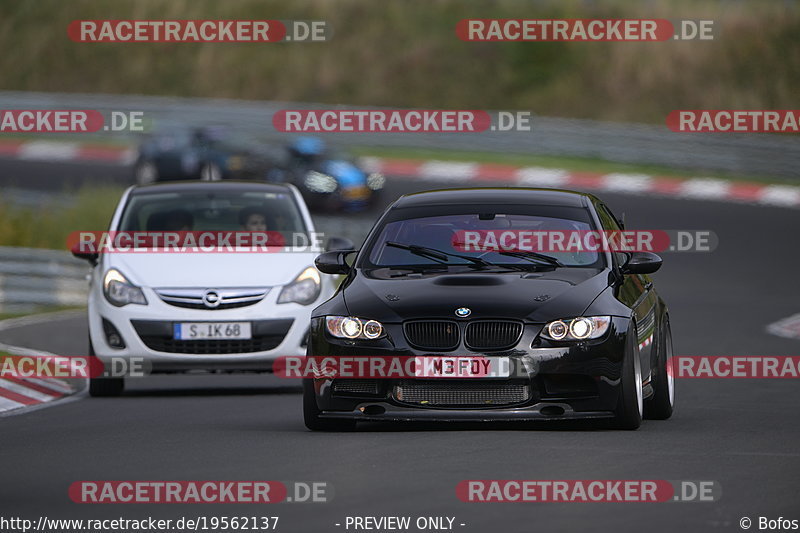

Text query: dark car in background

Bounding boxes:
[277,137,385,213]
[305,188,674,431]
[133,125,283,185]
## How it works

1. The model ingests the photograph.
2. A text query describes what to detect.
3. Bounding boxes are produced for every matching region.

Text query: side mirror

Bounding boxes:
[71,243,99,266]
[325,236,355,252]
[315,250,354,275]
[621,252,662,275]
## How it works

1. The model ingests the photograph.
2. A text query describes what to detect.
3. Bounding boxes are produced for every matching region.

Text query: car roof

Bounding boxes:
[393,187,593,208]
[129,181,294,196]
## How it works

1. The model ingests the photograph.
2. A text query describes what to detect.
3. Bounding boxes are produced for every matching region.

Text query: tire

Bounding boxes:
[612,322,643,430]
[199,162,223,181]
[303,379,356,431]
[134,160,158,185]
[644,319,674,420]
[87,337,124,397]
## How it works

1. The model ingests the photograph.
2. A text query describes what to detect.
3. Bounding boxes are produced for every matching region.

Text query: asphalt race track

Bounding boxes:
[1,157,799,532]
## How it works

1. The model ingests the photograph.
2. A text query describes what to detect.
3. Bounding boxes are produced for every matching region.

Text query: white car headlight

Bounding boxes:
[277,267,321,305]
[103,268,147,307]
[541,316,610,341]
[325,316,385,340]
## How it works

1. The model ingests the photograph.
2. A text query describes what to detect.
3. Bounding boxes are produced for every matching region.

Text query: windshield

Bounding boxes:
[116,190,308,242]
[364,211,602,270]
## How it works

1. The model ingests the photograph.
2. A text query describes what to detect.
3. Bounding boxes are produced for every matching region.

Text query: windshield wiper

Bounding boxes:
[385,241,494,268]
[497,250,564,267]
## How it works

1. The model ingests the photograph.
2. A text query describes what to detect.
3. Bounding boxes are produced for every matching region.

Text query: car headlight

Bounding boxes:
[277,267,321,305]
[103,269,147,307]
[366,172,385,191]
[325,316,385,340]
[304,171,338,193]
[540,316,611,341]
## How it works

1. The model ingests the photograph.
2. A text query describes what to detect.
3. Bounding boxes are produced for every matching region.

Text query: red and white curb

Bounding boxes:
[1,140,797,209]
[0,311,84,415]
[362,157,800,208]
[0,139,135,165]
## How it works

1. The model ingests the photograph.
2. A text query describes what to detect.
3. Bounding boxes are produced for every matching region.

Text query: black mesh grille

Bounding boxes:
[137,336,285,354]
[332,379,381,396]
[403,321,460,351]
[131,319,292,355]
[394,380,530,407]
[465,321,523,351]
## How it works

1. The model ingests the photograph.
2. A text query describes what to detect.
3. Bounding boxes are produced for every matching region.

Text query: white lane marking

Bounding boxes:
[678,178,731,199]
[515,167,570,187]
[758,185,800,207]
[418,161,479,181]
[0,378,56,402]
[602,173,653,193]
[0,396,25,410]
[18,141,79,161]
[766,313,800,340]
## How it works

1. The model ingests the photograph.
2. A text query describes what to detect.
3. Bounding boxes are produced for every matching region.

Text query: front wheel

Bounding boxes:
[303,379,356,431]
[644,319,674,420]
[612,323,643,430]
[87,337,124,397]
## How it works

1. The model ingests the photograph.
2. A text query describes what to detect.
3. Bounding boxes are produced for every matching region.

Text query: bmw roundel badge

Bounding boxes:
[455,307,471,318]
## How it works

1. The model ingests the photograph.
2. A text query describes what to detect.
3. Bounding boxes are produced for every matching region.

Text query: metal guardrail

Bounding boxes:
[0,247,89,313]
[1,91,798,179]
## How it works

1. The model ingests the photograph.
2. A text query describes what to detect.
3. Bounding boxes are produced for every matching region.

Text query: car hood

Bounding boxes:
[102,251,319,288]
[342,268,612,323]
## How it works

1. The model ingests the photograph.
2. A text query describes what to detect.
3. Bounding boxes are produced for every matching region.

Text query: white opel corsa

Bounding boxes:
[73,182,350,396]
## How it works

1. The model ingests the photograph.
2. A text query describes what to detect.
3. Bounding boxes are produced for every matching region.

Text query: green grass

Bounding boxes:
[351,145,790,185]
[0,186,125,249]
[0,0,797,124]
[0,306,85,321]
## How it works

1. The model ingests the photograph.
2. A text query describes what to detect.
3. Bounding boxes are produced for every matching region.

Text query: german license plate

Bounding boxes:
[413,356,511,378]
[174,322,252,340]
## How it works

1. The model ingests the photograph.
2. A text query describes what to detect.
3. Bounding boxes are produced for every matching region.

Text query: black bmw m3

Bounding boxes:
[305,188,674,430]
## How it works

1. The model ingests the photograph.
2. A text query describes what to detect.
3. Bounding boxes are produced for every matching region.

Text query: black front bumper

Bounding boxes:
[307,316,631,422]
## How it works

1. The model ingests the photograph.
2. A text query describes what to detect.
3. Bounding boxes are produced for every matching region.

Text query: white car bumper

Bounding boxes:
[88,284,320,372]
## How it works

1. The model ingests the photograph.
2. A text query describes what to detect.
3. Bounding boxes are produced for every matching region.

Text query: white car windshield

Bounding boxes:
[117,190,307,240]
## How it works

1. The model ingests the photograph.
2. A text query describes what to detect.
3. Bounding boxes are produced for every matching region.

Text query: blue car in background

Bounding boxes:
[279,137,385,213]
